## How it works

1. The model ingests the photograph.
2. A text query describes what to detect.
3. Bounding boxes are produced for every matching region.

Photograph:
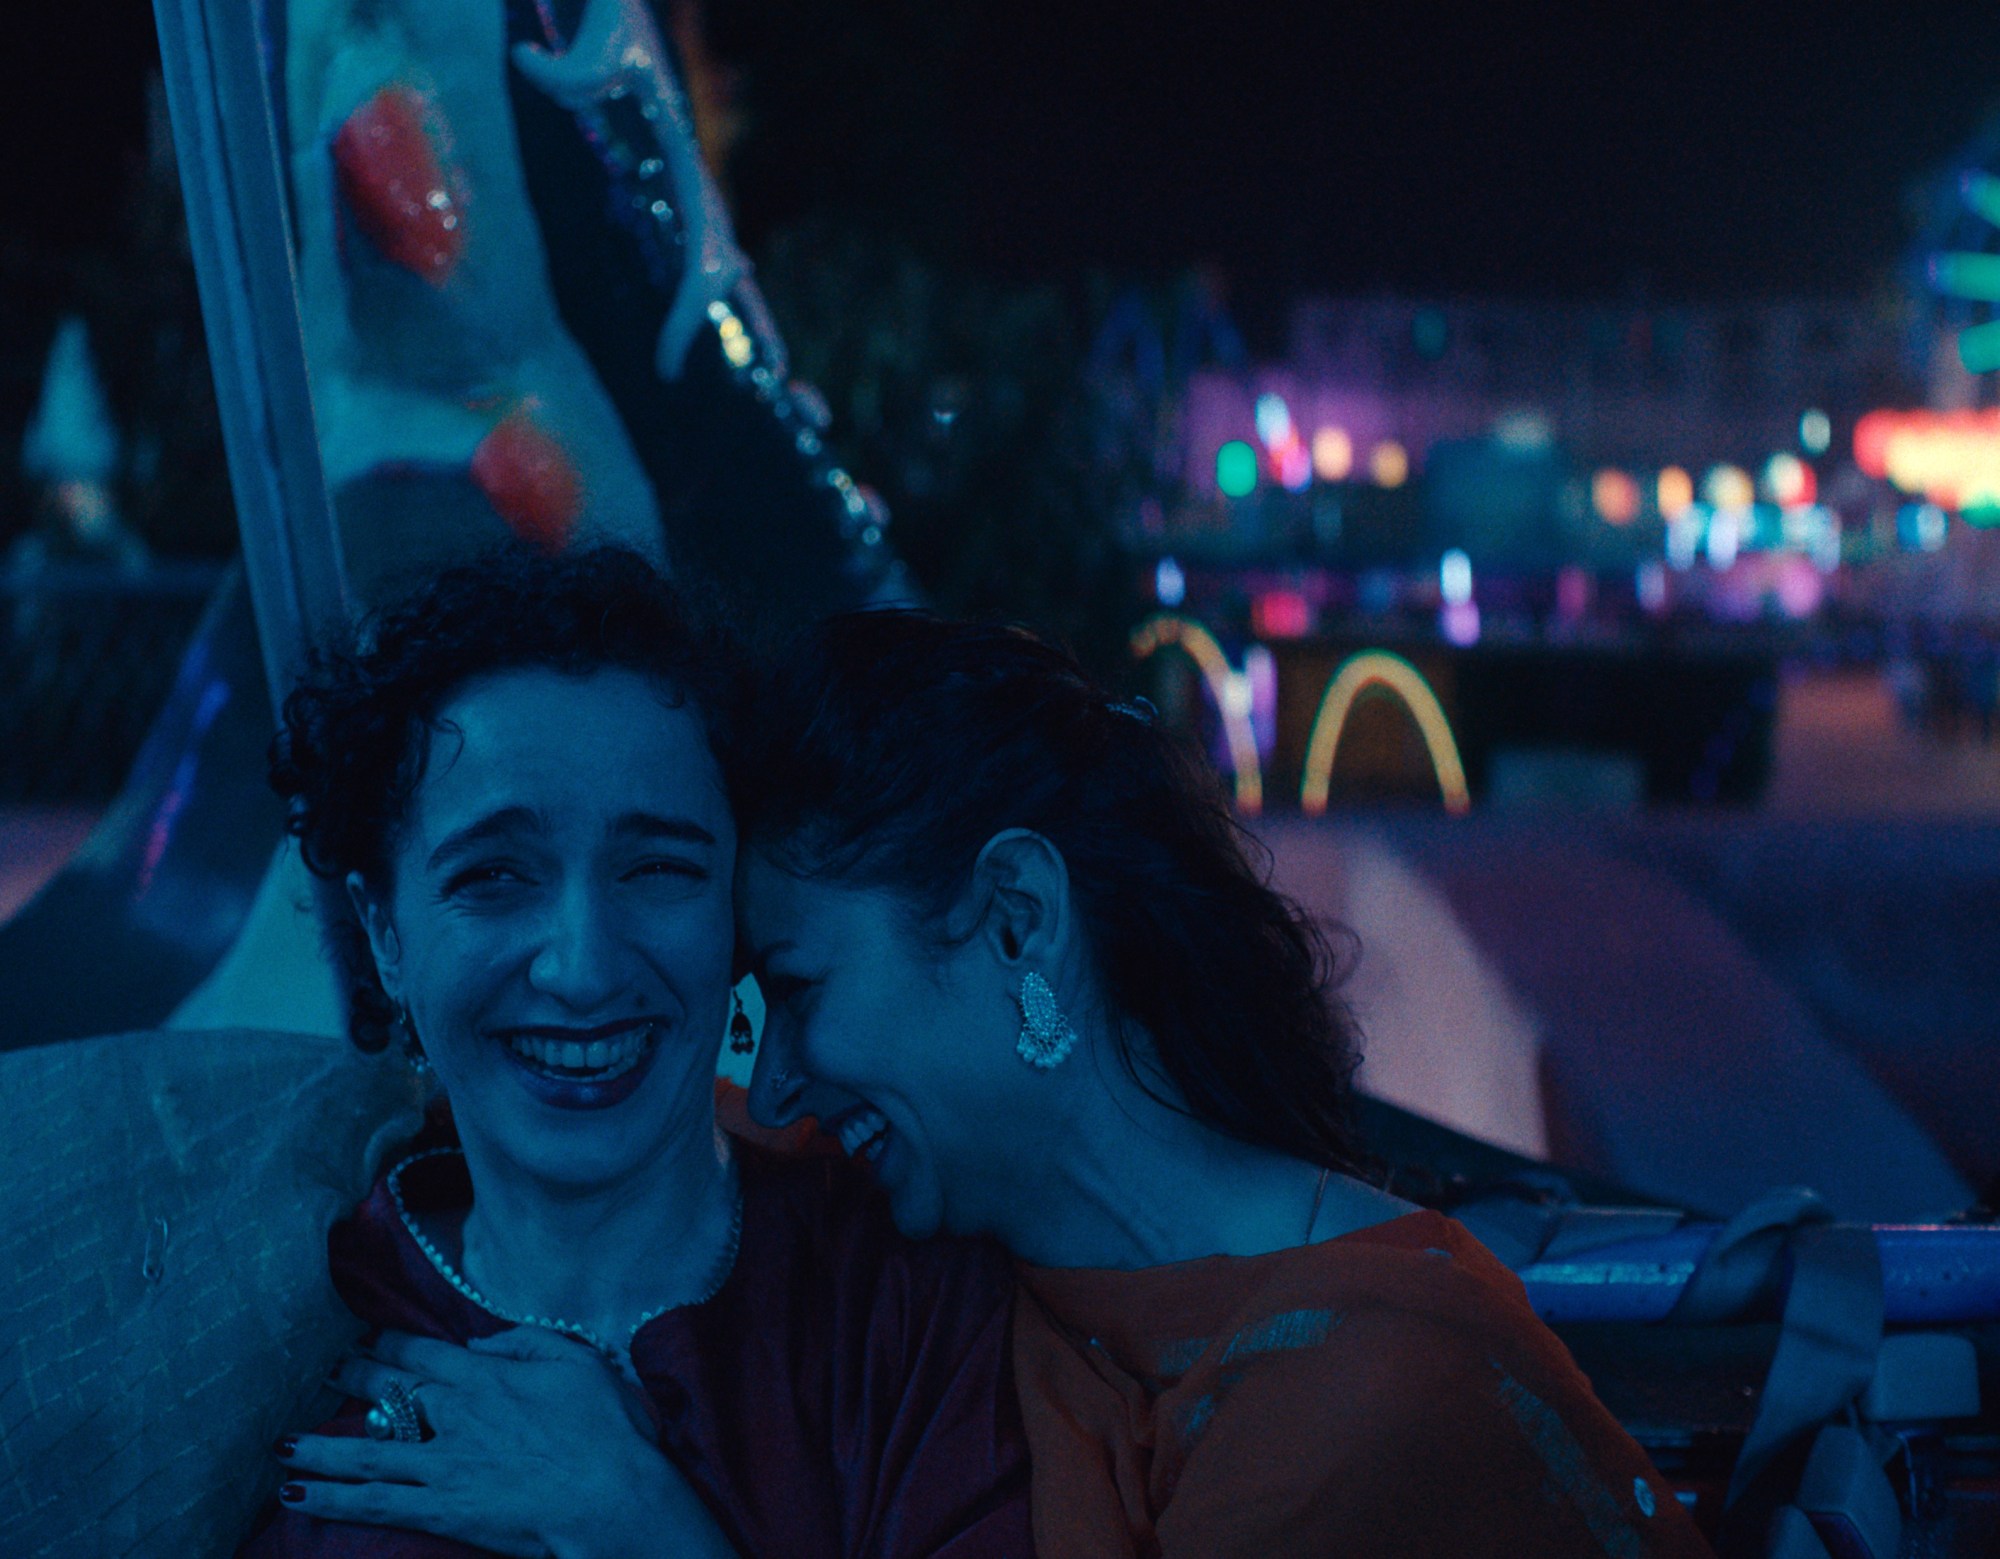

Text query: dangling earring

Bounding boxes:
[393,1001,430,1079]
[1015,972,1076,1070]
[729,988,756,1055]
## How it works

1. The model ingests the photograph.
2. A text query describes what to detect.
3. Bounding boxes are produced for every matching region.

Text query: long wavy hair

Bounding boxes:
[738,611,1368,1173]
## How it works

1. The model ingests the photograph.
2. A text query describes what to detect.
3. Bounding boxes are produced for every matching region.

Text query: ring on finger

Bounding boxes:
[362,1378,430,1443]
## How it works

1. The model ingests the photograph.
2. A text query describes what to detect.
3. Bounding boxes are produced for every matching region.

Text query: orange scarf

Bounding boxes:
[1013,1209,1712,1558]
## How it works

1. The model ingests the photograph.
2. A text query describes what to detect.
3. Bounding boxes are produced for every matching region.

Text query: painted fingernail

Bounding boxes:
[279,1483,306,1504]
[273,1436,296,1457]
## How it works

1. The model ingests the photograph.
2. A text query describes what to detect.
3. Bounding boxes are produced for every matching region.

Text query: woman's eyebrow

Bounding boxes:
[610,812,719,847]
[426,806,547,871]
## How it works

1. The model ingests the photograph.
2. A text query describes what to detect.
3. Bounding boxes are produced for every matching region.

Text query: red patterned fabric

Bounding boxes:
[1013,1210,1712,1558]
[241,1119,1032,1559]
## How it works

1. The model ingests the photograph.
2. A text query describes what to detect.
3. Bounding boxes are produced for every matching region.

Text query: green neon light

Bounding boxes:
[1933,252,2000,303]
[1961,319,2000,376]
[1217,441,1259,498]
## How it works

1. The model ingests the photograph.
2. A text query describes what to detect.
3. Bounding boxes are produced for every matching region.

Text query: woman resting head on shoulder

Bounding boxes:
[738,610,1713,1559]
[247,549,1032,1559]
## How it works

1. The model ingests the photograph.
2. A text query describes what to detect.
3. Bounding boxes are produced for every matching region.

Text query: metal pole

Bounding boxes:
[151,0,350,712]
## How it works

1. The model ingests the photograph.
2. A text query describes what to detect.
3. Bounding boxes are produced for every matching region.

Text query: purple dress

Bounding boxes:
[240,1121,1034,1558]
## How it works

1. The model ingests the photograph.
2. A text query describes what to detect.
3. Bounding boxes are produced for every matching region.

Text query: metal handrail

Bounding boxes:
[152,0,350,713]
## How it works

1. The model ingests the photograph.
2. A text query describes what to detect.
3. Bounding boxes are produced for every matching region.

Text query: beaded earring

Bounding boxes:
[728,988,756,1054]
[393,1001,429,1077]
[1015,972,1076,1070]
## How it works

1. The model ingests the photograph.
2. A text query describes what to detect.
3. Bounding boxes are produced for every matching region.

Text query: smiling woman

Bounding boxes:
[242,548,1033,1559]
[344,666,736,1201]
[737,611,1714,1559]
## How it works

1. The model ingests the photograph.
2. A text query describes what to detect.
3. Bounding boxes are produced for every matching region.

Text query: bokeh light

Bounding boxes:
[1636,559,1669,614]
[1254,393,1294,450]
[1591,468,1641,526]
[1370,440,1409,488]
[1960,319,2000,375]
[1555,565,1592,621]
[1706,506,1742,569]
[1763,452,1815,508]
[1252,589,1311,638]
[1657,466,1694,519]
[1799,409,1831,455]
[1704,464,1755,512]
[1855,407,2000,511]
[1311,426,1353,481]
[1898,502,1949,552]
[1440,548,1473,606]
[1666,509,1705,571]
[1217,440,1259,497]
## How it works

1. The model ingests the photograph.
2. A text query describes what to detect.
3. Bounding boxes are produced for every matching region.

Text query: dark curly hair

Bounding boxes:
[738,611,1367,1174]
[270,544,743,1052]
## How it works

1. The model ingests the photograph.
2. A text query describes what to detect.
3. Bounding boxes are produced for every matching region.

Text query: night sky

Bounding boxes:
[7,2,2000,327]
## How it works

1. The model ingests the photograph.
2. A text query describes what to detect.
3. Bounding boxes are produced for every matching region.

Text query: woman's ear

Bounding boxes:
[345,871,404,1003]
[968,829,1070,971]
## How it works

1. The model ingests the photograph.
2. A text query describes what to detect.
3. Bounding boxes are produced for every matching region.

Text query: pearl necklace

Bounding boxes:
[388,1147,744,1360]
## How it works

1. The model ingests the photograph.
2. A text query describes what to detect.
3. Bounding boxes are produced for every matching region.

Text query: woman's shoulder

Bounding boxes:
[1295,1204,1558,1355]
[1018,1211,1707,1557]
[1312,1172,1424,1242]
[1015,1202,1553,1392]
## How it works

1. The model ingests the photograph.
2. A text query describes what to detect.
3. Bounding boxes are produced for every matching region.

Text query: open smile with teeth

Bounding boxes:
[502,1023,658,1082]
[833,1107,890,1164]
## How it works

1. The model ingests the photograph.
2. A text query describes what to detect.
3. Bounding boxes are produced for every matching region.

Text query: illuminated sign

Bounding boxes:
[1130,615,1263,813]
[1300,651,1471,817]
[1854,408,2000,512]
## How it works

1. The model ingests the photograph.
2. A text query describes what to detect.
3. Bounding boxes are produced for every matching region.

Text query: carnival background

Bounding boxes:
[5,3,2000,1554]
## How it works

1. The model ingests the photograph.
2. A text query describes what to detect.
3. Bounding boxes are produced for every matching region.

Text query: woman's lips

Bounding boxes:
[494,1021,664,1111]
[504,1025,653,1078]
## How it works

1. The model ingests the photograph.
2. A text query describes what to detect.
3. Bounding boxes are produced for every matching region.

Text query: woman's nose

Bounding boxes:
[748,1022,811,1129]
[526,887,625,1008]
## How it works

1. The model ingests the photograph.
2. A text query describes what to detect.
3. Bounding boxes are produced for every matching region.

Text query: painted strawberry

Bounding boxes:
[334,85,466,283]
[471,409,584,550]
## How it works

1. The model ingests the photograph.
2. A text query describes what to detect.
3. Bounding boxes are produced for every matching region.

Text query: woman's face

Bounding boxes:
[357,665,735,1193]
[739,855,1020,1239]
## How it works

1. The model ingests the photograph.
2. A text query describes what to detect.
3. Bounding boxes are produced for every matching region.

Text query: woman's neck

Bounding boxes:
[451,1104,738,1342]
[996,1037,1392,1271]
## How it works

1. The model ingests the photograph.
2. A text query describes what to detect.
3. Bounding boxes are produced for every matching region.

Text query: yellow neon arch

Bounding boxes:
[1300,650,1471,816]
[1130,615,1263,813]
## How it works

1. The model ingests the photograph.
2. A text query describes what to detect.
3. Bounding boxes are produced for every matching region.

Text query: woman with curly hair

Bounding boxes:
[737,611,1713,1559]
[243,547,1031,1558]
